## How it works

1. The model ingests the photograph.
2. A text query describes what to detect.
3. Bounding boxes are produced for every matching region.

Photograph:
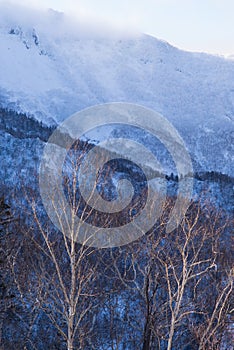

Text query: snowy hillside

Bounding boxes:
[0,4,233,175]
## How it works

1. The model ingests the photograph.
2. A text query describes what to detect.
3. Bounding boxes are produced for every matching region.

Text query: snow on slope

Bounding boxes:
[0,4,233,175]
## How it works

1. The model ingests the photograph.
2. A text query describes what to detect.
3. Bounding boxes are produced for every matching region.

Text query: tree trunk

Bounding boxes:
[167,316,175,350]
[67,321,74,350]
[142,322,152,350]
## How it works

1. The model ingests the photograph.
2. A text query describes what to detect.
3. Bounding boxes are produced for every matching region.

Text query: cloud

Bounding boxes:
[1,0,233,53]
[0,1,139,39]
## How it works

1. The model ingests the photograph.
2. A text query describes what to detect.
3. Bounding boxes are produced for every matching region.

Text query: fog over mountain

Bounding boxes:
[0,3,233,177]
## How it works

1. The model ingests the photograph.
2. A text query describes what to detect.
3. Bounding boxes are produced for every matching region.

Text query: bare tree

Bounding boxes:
[11,141,106,350]
[5,136,233,350]
[0,197,14,347]
[109,199,233,350]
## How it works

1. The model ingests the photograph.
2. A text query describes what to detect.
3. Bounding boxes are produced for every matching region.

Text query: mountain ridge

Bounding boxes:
[0,4,233,176]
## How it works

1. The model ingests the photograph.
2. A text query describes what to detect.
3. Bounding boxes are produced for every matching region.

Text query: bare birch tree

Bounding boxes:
[11,141,106,350]
[109,199,233,350]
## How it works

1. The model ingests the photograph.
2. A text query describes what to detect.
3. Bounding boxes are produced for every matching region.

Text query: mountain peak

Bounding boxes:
[0,3,233,176]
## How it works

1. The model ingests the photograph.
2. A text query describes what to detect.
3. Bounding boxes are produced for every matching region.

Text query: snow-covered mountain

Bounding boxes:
[0,4,233,176]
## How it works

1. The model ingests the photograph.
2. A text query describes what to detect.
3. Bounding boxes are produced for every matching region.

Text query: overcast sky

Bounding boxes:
[2,0,234,55]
